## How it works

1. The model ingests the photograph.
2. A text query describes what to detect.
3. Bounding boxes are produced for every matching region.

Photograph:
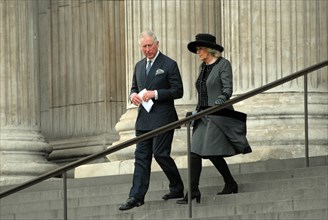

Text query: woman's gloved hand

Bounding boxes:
[214,95,227,105]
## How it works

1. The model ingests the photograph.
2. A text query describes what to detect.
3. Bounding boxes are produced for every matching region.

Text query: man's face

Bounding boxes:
[140,36,159,59]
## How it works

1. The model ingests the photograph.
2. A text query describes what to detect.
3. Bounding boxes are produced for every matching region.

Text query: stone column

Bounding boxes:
[0,0,57,185]
[37,0,126,165]
[221,0,328,161]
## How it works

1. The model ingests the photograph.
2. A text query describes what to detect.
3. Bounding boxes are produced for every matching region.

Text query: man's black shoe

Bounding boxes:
[162,192,184,200]
[119,197,144,211]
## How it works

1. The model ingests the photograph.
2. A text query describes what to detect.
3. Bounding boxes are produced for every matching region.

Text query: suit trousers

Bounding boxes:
[129,129,184,201]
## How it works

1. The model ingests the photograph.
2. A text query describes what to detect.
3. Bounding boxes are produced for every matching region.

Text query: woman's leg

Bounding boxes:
[208,156,238,194]
[177,152,202,204]
[190,152,202,192]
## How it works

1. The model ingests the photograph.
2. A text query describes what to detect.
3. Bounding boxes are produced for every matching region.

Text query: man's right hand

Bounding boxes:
[130,93,142,106]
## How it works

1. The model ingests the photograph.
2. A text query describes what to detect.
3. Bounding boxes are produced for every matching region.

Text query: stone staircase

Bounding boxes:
[0,155,327,220]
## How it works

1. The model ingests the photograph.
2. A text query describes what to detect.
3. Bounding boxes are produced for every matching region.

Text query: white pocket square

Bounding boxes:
[155,69,165,75]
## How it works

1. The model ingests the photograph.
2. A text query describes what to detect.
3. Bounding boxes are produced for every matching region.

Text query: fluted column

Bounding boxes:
[0,0,57,185]
[37,0,126,164]
[221,0,328,159]
[109,0,222,161]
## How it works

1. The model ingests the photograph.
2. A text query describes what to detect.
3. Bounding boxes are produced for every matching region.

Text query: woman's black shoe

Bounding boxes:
[217,182,238,195]
[176,191,201,204]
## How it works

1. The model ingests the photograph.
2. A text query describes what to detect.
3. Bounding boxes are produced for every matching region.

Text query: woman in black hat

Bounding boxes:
[177,33,252,204]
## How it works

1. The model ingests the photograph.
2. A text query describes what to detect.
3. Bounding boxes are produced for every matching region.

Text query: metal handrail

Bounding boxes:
[0,60,327,218]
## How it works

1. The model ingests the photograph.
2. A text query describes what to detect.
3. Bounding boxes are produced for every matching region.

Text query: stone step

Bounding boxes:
[1,155,326,194]
[2,176,327,219]
[3,194,327,220]
[0,156,327,220]
[175,209,328,220]
[1,164,326,207]
[1,159,327,202]
[83,197,328,220]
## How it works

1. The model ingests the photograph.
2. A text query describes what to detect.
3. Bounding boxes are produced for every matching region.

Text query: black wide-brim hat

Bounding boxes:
[188,33,224,53]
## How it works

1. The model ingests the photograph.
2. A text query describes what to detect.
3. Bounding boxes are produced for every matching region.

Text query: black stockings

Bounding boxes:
[190,153,235,192]
[207,155,235,184]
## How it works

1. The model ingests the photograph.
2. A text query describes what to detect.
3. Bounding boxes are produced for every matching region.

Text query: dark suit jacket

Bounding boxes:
[130,52,183,130]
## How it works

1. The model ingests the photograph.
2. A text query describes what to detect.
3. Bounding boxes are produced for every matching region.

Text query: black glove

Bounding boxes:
[214,95,227,106]
[186,111,197,117]
[185,111,193,117]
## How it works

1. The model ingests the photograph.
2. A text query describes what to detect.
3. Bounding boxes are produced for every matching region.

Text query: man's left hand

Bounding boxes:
[142,90,155,102]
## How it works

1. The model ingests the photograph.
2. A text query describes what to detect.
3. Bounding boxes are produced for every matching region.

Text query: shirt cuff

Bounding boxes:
[154,90,158,100]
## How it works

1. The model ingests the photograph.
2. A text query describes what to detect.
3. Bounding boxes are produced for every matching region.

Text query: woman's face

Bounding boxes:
[196,47,212,63]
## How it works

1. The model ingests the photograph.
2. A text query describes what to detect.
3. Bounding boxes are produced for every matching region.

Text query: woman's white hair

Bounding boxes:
[206,47,221,58]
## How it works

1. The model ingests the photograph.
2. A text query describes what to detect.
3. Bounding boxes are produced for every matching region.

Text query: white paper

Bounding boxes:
[138,89,154,113]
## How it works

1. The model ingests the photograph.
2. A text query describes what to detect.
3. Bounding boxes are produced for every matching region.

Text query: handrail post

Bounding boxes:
[304,74,310,167]
[62,172,68,220]
[187,122,192,218]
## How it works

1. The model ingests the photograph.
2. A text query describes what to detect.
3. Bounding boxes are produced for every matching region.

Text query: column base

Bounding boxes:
[0,127,58,186]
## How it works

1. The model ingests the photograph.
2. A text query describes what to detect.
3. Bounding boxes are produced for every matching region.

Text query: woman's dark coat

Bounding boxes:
[191,58,251,156]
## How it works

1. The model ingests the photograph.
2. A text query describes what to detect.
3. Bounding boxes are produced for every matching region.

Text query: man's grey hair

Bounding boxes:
[206,47,222,58]
[139,30,158,45]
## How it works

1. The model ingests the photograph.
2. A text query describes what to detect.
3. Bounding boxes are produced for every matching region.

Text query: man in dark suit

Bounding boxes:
[119,31,184,211]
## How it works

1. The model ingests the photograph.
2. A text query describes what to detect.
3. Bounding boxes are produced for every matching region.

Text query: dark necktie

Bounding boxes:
[146,60,152,75]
